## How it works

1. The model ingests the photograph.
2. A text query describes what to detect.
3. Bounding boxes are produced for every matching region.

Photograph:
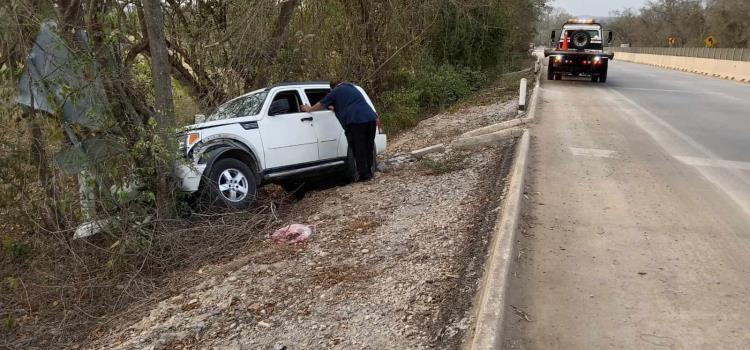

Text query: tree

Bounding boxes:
[605,0,750,48]
[141,0,177,218]
[535,7,573,45]
[706,0,750,47]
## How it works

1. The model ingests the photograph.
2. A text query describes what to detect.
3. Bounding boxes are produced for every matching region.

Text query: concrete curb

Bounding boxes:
[465,56,541,350]
[524,56,542,122]
[467,129,530,350]
[410,143,446,158]
[451,128,524,151]
[460,115,528,139]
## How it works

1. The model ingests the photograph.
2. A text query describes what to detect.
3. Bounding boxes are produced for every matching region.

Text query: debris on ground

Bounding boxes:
[270,224,316,244]
[510,305,533,322]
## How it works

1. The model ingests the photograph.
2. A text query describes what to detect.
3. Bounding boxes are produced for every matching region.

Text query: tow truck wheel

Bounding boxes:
[599,63,608,83]
[591,76,599,83]
[554,74,562,81]
[570,30,592,50]
[547,62,554,80]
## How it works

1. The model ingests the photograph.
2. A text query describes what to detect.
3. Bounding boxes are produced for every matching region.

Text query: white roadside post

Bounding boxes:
[518,78,528,112]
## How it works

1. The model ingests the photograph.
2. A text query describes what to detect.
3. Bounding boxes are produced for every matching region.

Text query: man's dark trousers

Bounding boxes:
[345,120,377,180]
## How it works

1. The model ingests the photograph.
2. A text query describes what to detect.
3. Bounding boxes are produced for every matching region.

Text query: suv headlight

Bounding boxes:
[179,132,201,153]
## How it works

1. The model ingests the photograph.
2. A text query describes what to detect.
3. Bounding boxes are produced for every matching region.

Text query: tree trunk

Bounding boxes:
[141,0,177,219]
[252,0,299,89]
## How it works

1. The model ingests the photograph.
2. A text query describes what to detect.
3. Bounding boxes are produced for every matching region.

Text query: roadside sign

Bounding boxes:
[705,36,716,48]
[668,37,676,47]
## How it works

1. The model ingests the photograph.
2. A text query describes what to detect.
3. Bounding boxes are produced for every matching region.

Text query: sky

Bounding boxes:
[550,0,649,17]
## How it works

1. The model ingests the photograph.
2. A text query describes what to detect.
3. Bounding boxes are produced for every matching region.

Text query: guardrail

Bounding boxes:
[610,47,750,62]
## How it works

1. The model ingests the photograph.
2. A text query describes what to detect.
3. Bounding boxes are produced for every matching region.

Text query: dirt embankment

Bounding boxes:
[88,90,523,350]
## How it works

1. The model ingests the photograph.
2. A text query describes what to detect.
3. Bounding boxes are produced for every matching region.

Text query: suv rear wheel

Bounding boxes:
[343,147,360,183]
[206,158,257,209]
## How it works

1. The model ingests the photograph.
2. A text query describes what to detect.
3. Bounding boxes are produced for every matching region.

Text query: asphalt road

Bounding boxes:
[504,60,750,349]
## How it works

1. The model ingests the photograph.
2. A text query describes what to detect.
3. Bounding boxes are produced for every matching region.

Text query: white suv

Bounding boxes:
[175,81,387,209]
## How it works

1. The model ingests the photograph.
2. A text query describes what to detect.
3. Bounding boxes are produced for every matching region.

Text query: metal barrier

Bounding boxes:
[610,47,750,62]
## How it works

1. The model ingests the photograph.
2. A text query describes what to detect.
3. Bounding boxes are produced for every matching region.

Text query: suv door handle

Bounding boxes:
[300,117,313,122]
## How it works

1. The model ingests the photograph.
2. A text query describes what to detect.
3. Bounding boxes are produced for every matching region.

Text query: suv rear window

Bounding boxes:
[207,91,268,122]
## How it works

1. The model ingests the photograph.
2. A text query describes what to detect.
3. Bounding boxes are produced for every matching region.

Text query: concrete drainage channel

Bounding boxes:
[464,56,541,350]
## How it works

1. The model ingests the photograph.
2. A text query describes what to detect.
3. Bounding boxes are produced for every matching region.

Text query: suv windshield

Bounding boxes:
[207,91,269,122]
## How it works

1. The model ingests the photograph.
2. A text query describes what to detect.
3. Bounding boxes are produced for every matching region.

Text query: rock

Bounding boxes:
[226,276,238,282]
[361,249,370,254]
[191,321,206,335]
[248,302,263,312]
[257,321,272,328]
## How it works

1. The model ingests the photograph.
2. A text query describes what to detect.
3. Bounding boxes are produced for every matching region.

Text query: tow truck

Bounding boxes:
[544,19,614,83]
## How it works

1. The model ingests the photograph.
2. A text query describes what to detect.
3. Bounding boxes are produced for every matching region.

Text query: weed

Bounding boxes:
[423,151,470,175]
[2,238,31,264]
[3,314,15,331]
[4,276,19,290]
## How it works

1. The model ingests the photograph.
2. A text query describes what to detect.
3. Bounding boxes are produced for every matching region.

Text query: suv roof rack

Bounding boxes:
[270,81,330,88]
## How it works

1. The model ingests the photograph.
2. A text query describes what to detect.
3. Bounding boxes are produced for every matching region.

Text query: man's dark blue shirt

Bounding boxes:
[320,83,377,127]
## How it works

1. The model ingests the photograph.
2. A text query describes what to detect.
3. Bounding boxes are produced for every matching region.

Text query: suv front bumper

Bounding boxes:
[174,162,207,193]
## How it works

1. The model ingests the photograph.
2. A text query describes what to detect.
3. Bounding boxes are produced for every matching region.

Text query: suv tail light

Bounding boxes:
[376,118,383,134]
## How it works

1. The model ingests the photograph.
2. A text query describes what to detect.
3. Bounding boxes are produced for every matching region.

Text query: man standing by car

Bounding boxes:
[301,81,378,181]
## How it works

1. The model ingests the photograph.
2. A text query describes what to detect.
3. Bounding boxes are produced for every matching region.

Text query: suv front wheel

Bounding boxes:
[206,158,257,209]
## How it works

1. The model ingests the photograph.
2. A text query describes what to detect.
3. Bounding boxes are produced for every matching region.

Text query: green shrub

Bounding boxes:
[379,88,421,133]
[415,64,471,110]
[378,64,491,133]
[2,238,32,264]
[461,66,490,91]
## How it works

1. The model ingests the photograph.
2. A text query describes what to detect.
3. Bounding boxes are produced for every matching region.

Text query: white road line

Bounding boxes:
[675,156,750,171]
[618,87,701,94]
[570,147,617,158]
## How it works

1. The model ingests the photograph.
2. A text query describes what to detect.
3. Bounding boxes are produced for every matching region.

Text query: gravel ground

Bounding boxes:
[390,100,517,153]
[90,97,520,350]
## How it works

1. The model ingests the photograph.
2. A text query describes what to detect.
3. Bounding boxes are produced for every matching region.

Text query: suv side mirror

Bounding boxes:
[550,30,557,44]
[194,114,206,124]
[607,31,613,44]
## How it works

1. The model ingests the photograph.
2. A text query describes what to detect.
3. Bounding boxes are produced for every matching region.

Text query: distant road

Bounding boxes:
[504,60,750,349]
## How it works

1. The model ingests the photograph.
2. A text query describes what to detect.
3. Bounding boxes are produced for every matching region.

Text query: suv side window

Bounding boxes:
[305,89,330,106]
[269,90,302,116]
